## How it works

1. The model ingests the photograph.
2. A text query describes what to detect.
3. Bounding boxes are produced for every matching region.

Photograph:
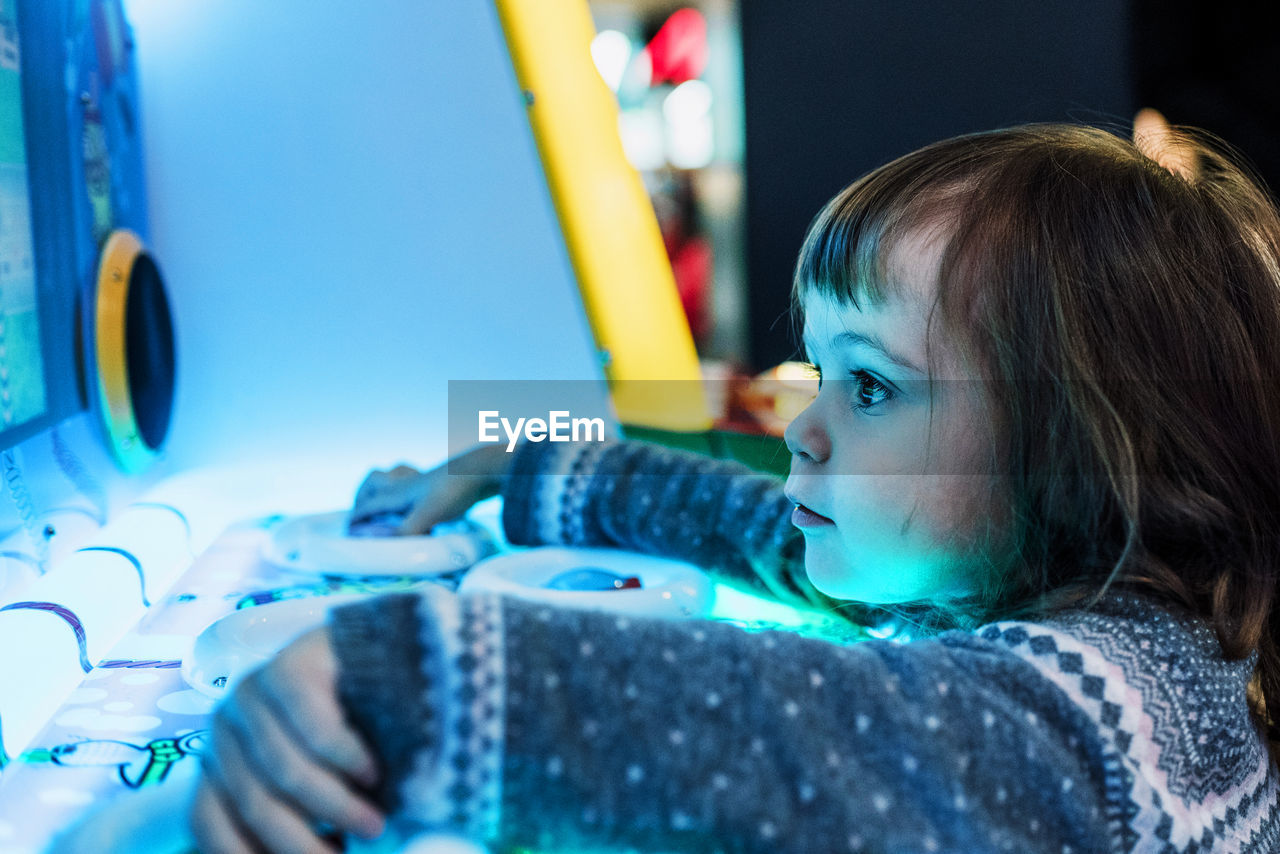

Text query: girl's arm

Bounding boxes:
[501,439,835,614]
[330,590,1114,853]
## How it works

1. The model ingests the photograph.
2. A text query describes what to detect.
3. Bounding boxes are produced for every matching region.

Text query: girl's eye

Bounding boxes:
[849,370,892,412]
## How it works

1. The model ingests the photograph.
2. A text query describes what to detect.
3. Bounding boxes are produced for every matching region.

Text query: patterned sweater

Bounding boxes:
[331,440,1280,853]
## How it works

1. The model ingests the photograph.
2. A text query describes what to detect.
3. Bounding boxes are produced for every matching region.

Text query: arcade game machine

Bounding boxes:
[0,0,184,794]
[0,1,844,850]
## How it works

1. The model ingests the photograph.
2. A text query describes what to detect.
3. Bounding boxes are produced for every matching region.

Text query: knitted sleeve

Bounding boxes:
[499,439,836,613]
[331,591,1116,853]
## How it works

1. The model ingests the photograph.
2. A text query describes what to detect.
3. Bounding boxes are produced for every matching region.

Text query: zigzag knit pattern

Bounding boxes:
[981,594,1280,853]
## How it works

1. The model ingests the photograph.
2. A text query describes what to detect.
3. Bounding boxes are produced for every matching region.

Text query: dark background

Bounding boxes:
[739,0,1133,370]
[738,0,1280,371]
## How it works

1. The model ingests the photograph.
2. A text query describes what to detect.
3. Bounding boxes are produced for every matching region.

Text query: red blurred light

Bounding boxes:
[646,8,708,85]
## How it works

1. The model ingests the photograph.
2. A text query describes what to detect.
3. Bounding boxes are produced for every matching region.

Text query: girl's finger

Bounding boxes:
[190,777,256,854]
[223,674,385,839]
[203,711,342,854]
[387,464,421,477]
[261,630,381,787]
[352,471,428,526]
[396,499,451,536]
[352,469,390,504]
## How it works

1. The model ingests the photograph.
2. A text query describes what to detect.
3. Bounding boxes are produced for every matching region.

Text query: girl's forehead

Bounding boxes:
[799,289,929,365]
[801,226,945,316]
[800,229,944,342]
[884,227,948,300]
[799,248,973,382]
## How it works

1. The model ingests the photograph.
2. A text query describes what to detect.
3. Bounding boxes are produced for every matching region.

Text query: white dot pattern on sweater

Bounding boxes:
[413,441,1280,852]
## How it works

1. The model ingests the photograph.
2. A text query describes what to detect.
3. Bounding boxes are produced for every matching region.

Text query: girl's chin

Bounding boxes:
[802,560,879,602]
[803,555,952,604]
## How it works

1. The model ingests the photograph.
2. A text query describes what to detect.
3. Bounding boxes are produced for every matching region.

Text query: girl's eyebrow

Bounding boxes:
[832,331,924,374]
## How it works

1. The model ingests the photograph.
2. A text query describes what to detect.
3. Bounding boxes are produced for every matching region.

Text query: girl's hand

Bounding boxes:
[350,444,511,536]
[189,627,384,853]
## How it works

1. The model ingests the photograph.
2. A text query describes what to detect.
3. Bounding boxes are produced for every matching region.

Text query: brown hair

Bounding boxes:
[793,124,1280,753]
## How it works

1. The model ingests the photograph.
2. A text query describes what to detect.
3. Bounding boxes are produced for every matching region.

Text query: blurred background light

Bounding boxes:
[589,29,632,92]
[647,8,707,85]
[662,78,712,124]
[663,80,714,169]
[618,108,666,171]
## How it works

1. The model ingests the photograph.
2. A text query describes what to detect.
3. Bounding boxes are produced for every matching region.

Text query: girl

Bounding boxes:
[192,124,1280,853]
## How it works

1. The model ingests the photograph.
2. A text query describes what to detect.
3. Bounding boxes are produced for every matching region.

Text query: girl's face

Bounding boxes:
[784,231,996,604]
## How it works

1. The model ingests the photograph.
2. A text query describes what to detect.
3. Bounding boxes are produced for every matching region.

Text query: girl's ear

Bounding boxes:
[1133,108,1199,181]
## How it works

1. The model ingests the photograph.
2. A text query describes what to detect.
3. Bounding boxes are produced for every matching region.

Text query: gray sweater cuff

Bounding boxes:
[330,593,445,813]
[500,439,617,546]
[331,590,506,840]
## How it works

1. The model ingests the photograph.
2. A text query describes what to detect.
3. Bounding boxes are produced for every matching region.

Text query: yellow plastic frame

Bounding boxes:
[494,0,712,431]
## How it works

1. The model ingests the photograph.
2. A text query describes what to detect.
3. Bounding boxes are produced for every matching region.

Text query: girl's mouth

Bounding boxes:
[791,502,835,528]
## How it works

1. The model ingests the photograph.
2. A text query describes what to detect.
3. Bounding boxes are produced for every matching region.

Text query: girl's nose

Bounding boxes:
[784,399,831,464]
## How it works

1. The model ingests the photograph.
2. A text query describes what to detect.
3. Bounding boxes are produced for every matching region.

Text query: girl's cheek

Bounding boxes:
[905,475,991,549]
[935,477,1011,581]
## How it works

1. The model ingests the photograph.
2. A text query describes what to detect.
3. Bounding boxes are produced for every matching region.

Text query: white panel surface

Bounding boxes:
[122,0,608,471]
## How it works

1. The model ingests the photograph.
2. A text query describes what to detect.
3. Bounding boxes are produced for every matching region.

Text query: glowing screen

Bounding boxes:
[0,0,44,434]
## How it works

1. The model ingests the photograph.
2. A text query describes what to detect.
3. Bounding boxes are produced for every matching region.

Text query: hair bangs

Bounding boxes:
[791,146,987,347]
[793,188,902,312]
